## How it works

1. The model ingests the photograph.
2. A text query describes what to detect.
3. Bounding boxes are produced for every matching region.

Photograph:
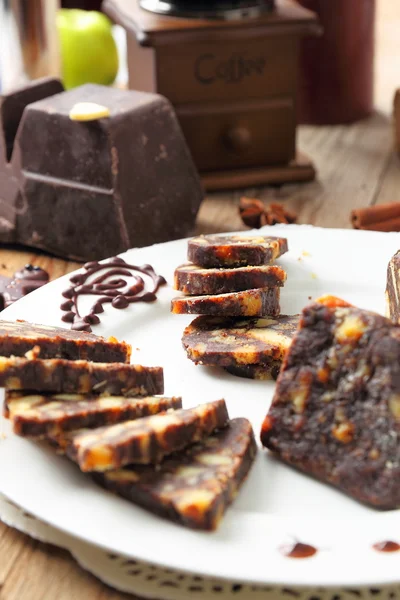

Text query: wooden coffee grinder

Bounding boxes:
[103,0,320,190]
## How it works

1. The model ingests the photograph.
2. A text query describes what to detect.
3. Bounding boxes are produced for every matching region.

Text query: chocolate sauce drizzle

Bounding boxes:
[372,541,400,553]
[279,542,318,559]
[60,257,166,332]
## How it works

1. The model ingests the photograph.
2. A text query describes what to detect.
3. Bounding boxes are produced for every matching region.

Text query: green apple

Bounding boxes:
[57,9,119,90]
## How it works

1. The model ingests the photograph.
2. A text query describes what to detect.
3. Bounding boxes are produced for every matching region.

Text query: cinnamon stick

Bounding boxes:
[351,202,400,232]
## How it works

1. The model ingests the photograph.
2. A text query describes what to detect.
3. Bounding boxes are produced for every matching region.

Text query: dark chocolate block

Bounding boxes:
[0,357,163,396]
[0,80,203,261]
[224,362,281,380]
[386,250,400,323]
[174,263,287,296]
[0,320,131,362]
[172,287,280,317]
[7,391,181,438]
[94,418,257,530]
[261,299,400,509]
[0,78,64,243]
[187,235,288,268]
[182,314,299,367]
[63,399,229,471]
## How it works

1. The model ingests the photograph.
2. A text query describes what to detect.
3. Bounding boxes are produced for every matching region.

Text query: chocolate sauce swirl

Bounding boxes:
[60,257,166,332]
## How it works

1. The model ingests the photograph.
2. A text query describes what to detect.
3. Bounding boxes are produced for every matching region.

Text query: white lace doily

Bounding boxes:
[1,493,400,600]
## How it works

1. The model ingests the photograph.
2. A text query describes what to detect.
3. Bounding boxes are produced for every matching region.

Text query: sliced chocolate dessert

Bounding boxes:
[261,298,400,509]
[0,320,131,362]
[386,250,400,323]
[171,287,280,317]
[6,392,181,438]
[224,362,282,380]
[182,314,299,367]
[174,263,286,296]
[62,399,229,472]
[0,357,163,396]
[94,418,256,530]
[187,235,288,268]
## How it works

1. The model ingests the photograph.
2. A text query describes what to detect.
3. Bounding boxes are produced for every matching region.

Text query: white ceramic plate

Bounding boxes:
[1,225,400,588]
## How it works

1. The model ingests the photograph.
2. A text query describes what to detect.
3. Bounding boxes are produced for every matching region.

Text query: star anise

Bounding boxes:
[239,197,297,229]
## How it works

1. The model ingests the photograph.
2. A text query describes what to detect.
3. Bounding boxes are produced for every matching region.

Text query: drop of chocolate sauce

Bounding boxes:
[279,542,318,559]
[372,541,400,553]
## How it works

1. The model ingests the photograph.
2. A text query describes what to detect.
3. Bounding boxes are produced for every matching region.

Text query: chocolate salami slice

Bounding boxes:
[224,361,282,381]
[261,298,400,509]
[7,392,181,438]
[0,357,163,396]
[386,250,400,323]
[171,287,280,317]
[187,235,288,268]
[94,418,256,530]
[174,263,287,296]
[182,314,299,367]
[0,319,131,362]
[63,400,229,472]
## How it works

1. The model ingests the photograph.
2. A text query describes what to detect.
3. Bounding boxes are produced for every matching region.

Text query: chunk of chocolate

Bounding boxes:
[6,392,181,438]
[174,263,286,296]
[261,299,400,509]
[0,265,49,311]
[224,362,282,380]
[63,400,229,471]
[172,287,281,317]
[182,314,299,367]
[94,418,257,530]
[1,80,203,260]
[386,250,400,323]
[188,235,288,268]
[0,357,163,396]
[0,78,64,242]
[0,320,131,362]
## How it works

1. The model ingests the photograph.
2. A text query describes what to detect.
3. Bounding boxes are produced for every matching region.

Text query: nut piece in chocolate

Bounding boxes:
[6,392,181,438]
[386,250,400,323]
[0,357,163,396]
[63,399,229,472]
[187,235,288,268]
[174,263,287,296]
[0,320,131,362]
[172,287,281,317]
[94,418,257,530]
[261,298,400,509]
[182,314,299,368]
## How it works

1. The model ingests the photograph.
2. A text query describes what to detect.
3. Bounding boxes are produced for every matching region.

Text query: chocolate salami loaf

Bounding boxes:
[261,298,400,509]
[7,392,181,438]
[188,235,288,268]
[174,263,286,296]
[0,357,163,396]
[386,250,400,323]
[94,418,256,530]
[183,314,299,367]
[172,288,281,317]
[63,400,229,472]
[0,320,131,362]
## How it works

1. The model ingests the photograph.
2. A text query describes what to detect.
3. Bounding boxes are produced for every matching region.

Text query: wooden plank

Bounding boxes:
[1,527,134,600]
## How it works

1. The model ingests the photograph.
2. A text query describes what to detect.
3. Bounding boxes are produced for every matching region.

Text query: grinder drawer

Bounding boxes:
[176,98,295,172]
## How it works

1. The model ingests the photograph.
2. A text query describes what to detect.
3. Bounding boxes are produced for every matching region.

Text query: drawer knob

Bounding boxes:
[224,126,252,153]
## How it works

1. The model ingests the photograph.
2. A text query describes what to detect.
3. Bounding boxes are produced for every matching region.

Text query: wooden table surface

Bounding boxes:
[1,1,400,598]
